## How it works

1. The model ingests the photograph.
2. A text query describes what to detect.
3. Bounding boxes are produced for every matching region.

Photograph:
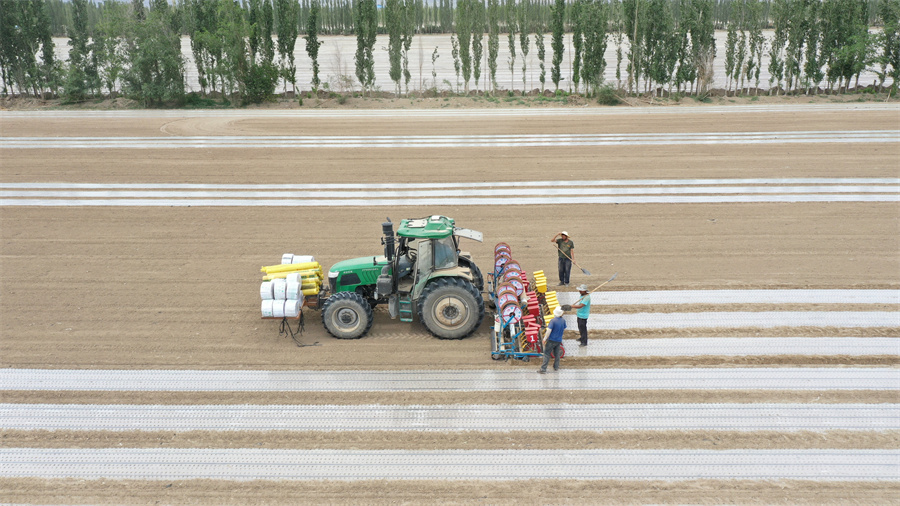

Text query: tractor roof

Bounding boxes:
[397,215,456,239]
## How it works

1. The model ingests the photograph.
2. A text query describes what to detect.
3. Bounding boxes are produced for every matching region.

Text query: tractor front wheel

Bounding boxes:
[417,277,485,339]
[322,291,374,339]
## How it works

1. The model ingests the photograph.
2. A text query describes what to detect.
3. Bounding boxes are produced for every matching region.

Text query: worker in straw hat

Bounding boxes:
[572,284,591,346]
[539,307,566,373]
[551,231,575,286]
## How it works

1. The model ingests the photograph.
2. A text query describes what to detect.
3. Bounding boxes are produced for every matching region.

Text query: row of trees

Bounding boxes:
[2,0,898,104]
[30,0,892,37]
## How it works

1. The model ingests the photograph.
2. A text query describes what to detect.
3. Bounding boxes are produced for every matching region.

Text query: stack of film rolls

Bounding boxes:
[260,253,321,318]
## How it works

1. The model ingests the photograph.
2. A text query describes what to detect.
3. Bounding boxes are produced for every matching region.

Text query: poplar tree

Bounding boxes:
[610,0,626,89]
[550,0,564,90]
[644,0,674,94]
[878,0,900,93]
[488,0,501,91]
[746,0,765,93]
[534,7,547,91]
[188,0,220,96]
[94,0,128,97]
[387,0,404,93]
[64,0,92,101]
[354,0,377,93]
[517,0,530,91]
[401,0,415,94]
[724,6,737,93]
[276,0,299,94]
[505,0,517,90]
[768,0,789,93]
[623,0,647,93]
[690,0,715,95]
[472,0,484,91]
[802,0,823,94]
[581,0,608,96]
[303,0,321,92]
[571,0,584,92]
[123,0,185,105]
[457,0,473,92]
[0,0,58,97]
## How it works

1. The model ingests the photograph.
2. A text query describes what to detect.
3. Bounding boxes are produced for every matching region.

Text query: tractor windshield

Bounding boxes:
[433,237,457,270]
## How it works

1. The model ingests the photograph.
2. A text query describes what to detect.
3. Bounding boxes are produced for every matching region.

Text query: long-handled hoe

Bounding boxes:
[554,245,591,275]
[560,272,618,311]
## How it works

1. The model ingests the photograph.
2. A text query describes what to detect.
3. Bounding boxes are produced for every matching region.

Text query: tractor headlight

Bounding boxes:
[328,271,338,291]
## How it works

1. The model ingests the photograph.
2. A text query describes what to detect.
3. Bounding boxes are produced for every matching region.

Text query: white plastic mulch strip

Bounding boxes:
[4,186,898,198]
[5,195,898,206]
[3,403,896,432]
[1,368,897,392]
[4,179,897,206]
[4,178,897,189]
[563,338,900,357]
[2,130,898,149]
[555,289,900,305]
[562,311,900,330]
[1,448,896,481]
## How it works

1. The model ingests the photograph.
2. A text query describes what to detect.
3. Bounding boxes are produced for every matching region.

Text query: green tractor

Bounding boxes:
[322,215,485,340]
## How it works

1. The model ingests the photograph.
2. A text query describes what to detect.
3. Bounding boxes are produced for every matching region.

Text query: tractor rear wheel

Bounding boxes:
[417,277,485,339]
[322,291,374,339]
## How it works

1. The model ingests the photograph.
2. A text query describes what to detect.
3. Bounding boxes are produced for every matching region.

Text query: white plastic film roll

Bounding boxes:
[292,255,315,264]
[284,298,302,317]
[261,299,275,318]
[286,281,302,300]
[259,281,274,300]
[272,278,287,300]
[281,253,294,264]
[272,299,286,318]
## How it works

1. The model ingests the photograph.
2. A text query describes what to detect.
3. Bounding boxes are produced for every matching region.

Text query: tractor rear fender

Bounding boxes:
[412,269,476,300]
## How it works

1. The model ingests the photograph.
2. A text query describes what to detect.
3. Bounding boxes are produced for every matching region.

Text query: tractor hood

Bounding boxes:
[329,255,389,275]
[327,255,389,292]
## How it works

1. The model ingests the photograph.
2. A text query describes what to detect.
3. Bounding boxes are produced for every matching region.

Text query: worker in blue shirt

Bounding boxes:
[572,284,591,346]
[539,307,566,373]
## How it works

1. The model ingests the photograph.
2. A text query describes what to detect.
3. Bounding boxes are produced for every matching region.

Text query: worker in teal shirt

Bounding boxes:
[539,307,566,373]
[572,284,591,346]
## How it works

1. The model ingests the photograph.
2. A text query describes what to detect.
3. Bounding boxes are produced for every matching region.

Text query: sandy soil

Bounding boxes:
[1,105,898,504]
[1,478,898,506]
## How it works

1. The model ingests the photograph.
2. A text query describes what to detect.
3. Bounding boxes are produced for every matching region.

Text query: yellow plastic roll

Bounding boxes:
[302,287,320,296]
[262,270,323,282]
[536,285,547,293]
[533,270,545,278]
[261,261,320,274]
[301,280,320,289]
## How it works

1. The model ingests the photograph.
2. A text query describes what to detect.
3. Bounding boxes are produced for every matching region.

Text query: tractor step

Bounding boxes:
[398,293,414,322]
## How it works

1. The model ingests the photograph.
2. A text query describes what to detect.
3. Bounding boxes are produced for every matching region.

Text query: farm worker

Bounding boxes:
[572,284,591,347]
[539,307,566,374]
[551,231,575,286]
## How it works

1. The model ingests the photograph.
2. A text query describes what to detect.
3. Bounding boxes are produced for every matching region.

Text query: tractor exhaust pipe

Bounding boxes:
[382,218,395,262]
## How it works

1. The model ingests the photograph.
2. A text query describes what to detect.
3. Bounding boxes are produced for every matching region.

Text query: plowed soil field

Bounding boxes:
[1,103,898,504]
